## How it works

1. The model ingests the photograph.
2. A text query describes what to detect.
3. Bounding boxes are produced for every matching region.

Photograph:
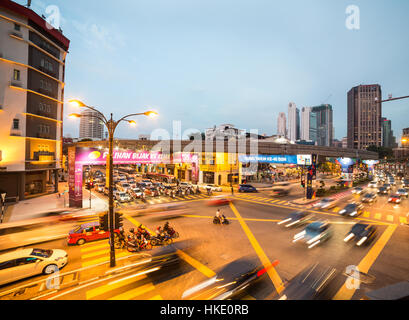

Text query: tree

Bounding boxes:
[367,145,394,159]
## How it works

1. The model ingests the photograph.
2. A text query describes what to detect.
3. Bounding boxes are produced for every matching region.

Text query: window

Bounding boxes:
[13,69,20,81]
[14,23,21,31]
[13,119,19,130]
[40,80,52,92]
[15,257,38,266]
[40,59,54,73]
[0,260,16,270]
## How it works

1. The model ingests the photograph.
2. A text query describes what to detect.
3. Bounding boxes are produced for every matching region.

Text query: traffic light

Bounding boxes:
[114,212,124,229]
[85,182,90,190]
[99,213,108,231]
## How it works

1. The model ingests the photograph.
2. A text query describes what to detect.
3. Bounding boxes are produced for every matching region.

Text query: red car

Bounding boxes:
[207,196,232,206]
[388,194,402,204]
[67,221,120,245]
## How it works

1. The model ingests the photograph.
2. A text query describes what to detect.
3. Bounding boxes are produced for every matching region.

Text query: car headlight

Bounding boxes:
[350,211,358,216]
[339,210,346,214]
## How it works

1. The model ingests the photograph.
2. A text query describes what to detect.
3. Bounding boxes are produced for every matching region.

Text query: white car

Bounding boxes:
[313,198,337,210]
[0,248,68,286]
[179,182,192,189]
[204,184,223,192]
[368,182,378,188]
[116,192,131,202]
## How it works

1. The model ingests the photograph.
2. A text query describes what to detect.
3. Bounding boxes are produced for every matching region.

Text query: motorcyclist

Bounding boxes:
[156,225,165,240]
[163,222,172,235]
[215,209,223,224]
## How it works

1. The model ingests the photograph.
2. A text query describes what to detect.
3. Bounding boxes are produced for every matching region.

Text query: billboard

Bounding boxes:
[297,154,312,166]
[238,155,298,164]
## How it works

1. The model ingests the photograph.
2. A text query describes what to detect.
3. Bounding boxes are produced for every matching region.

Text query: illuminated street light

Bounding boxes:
[68,99,158,267]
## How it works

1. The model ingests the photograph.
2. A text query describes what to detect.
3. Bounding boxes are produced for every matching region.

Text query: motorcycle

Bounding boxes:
[150,234,173,246]
[213,215,230,225]
[165,227,179,239]
[126,238,152,252]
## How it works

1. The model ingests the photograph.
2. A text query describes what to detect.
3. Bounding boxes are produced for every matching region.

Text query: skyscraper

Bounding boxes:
[79,110,105,140]
[277,112,287,137]
[0,0,70,201]
[381,118,397,148]
[347,84,382,149]
[301,107,311,141]
[288,102,300,142]
[309,105,333,147]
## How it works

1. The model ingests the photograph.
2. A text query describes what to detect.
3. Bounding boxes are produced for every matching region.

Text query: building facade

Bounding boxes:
[205,124,245,140]
[347,84,382,149]
[309,104,333,147]
[381,118,397,149]
[277,112,287,137]
[0,0,70,201]
[79,109,104,140]
[300,106,311,141]
[288,102,300,142]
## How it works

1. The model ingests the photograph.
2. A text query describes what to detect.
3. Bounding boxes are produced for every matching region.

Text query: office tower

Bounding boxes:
[79,109,105,140]
[277,112,287,137]
[288,102,300,142]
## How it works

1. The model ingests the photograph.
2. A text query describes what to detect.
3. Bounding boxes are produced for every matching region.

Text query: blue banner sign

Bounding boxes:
[239,155,298,164]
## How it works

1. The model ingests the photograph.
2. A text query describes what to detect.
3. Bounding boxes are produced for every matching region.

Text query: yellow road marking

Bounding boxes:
[86,275,146,300]
[270,200,279,203]
[80,242,110,252]
[363,211,370,218]
[386,215,394,222]
[333,224,397,300]
[176,250,216,278]
[399,217,407,224]
[82,249,110,259]
[333,207,340,213]
[150,295,163,300]
[181,214,281,223]
[374,213,382,220]
[108,283,155,300]
[81,251,132,268]
[229,203,285,294]
[123,214,155,235]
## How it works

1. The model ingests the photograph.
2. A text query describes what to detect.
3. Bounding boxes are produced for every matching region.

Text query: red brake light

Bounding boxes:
[257,260,279,277]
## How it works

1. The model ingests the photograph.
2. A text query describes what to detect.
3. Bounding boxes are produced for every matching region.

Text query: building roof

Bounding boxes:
[0,0,70,50]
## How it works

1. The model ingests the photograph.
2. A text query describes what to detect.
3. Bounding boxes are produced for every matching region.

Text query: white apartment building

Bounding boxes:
[287,102,300,142]
[301,107,311,141]
[277,112,287,137]
[0,0,70,201]
[79,109,104,140]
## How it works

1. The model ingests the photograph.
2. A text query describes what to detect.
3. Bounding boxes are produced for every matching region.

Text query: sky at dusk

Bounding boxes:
[15,0,409,142]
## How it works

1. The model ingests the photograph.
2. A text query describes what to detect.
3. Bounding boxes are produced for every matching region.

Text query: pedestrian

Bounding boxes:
[231,186,234,195]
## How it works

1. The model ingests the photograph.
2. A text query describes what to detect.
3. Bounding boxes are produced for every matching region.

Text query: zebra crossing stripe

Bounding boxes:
[386,215,394,222]
[399,217,407,224]
[374,213,382,220]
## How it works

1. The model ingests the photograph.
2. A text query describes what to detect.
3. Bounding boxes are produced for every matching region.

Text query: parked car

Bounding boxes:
[67,222,120,245]
[0,248,68,286]
[203,184,223,192]
[179,182,192,190]
[116,192,131,202]
[238,184,258,193]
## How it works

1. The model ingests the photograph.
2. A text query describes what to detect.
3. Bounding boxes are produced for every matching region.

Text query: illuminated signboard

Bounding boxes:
[297,154,312,166]
[238,155,297,164]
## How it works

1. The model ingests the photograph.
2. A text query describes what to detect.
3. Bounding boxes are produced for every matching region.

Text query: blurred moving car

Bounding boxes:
[344,223,377,246]
[207,196,232,206]
[361,193,377,203]
[271,187,290,197]
[396,188,408,198]
[363,281,409,300]
[368,181,378,188]
[313,198,337,210]
[182,257,279,300]
[67,222,120,245]
[382,183,391,191]
[0,248,68,286]
[277,211,314,228]
[293,221,332,249]
[202,184,223,192]
[278,263,340,300]
[238,184,258,193]
[352,187,365,195]
[388,194,402,204]
[338,202,364,217]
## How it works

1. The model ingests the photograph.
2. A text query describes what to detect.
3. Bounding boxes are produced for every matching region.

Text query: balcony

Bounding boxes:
[37,88,57,99]
[10,128,22,137]
[32,151,56,161]
[10,80,22,88]
[9,31,23,40]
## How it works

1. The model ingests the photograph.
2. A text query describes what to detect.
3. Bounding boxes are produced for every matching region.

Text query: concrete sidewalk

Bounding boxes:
[2,183,108,223]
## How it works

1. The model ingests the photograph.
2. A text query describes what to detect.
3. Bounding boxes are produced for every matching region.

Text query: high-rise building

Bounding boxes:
[0,0,70,201]
[288,102,300,142]
[309,104,333,147]
[381,118,398,148]
[79,109,104,140]
[347,84,382,149]
[301,107,311,141]
[277,112,287,137]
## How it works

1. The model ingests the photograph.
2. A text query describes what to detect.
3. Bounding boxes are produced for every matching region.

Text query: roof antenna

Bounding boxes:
[26,0,32,8]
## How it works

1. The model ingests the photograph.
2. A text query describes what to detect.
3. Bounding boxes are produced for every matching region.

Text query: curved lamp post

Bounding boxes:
[68,99,158,267]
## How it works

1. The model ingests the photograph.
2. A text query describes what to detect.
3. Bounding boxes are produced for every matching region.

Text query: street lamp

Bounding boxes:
[68,99,158,267]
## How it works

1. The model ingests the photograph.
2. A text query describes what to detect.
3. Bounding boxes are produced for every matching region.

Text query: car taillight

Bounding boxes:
[257,260,279,277]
